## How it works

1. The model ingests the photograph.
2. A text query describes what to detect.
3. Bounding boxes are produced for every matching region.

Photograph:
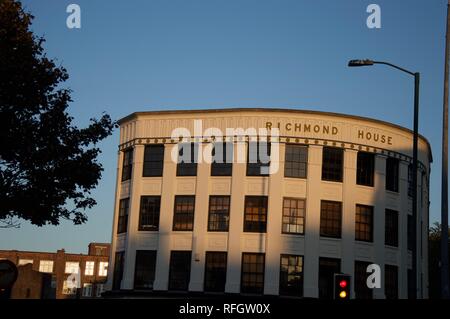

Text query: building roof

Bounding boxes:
[118,107,433,162]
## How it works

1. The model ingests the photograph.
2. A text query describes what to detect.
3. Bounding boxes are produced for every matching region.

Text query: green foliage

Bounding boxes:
[0,0,116,226]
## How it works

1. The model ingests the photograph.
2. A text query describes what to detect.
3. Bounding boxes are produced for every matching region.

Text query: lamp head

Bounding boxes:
[348,59,375,67]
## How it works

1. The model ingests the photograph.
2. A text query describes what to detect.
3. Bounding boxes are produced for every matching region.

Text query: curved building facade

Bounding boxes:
[106,108,432,299]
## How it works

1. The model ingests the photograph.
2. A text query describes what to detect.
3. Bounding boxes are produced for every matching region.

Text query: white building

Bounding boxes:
[105,108,432,299]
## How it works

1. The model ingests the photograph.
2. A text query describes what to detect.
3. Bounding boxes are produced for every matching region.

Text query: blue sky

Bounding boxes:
[0,0,447,253]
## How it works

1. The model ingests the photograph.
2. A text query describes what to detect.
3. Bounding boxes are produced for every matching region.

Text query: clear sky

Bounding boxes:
[0,0,447,253]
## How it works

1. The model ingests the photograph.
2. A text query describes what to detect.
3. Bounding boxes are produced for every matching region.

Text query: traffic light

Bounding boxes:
[334,274,351,300]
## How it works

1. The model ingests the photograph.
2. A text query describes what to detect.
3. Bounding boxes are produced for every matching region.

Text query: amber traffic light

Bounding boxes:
[334,274,351,300]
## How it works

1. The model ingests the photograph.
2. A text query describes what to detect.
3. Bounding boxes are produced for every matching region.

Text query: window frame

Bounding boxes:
[134,250,157,290]
[168,251,192,291]
[243,196,268,233]
[240,253,265,294]
[281,197,306,235]
[172,195,196,231]
[246,142,271,176]
[279,254,304,297]
[321,147,344,182]
[356,152,375,187]
[204,251,227,292]
[84,261,95,276]
[64,261,79,274]
[319,200,342,239]
[385,157,399,192]
[211,142,233,176]
[39,260,54,273]
[284,144,308,179]
[138,196,161,231]
[117,198,129,234]
[355,204,374,242]
[121,148,133,182]
[207,196,231,232]
[176,143,198,176]
[385,209,399,247]
[143,144,165,177]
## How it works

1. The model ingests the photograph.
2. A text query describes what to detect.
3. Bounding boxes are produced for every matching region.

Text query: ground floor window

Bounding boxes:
[279,254,303,296]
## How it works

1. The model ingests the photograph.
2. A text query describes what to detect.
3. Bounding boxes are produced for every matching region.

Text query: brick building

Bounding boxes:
[0,243,110,299]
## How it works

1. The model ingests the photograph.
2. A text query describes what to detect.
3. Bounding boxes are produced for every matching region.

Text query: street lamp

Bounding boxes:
[348,59,420,299]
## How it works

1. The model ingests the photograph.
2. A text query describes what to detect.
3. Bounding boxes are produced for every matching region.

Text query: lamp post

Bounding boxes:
[348,59,420,298]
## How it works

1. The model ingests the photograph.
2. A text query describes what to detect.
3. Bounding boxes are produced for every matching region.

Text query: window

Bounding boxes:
[84,261,95,276]
[318,257,341,299]
[139,196,161,231]
[173,196,195,231]
[386,157,399,192]
[143,144,164,177]
[95,284,105,297]
[408,164,414,197]
[356,152,374,186]
[279,255,303,297]
[247,142,271,176]
[241,253,265,294]
[407,215,414,251]
[282,198,305,234]
[177,143,198,176]
[18,259,33,266]
[113,252,124,290]
[82,283,93,297]
[134,250,157,290]
[98,262,108,276]
[284,144,308,178]
[243,196,268,233]
[211,142,233,176]
[354,261,372,299]
[39,260,53,273]
[65,262,79,274]
[385,265,398,299]
[321,147,343,182]
[355,205,373,242]
[204,252,227,292]
[385,209,399,247]
[117,198,129,234]
[169,251,192,291]
[62,280,77,295]
[121,149,133,181]
[320,200,342,238]
[208,196,230,231]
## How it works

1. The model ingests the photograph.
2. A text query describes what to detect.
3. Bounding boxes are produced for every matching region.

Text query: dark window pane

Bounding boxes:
[169,251,191,291]
[320,201,342,238]
[177,143,198,176]
[211,143,233,176]
[247,142,271,176]
[121,149,133,181]
[385,265,398,299]
[241,253,265,294]
[318,258,340,299]
[385,209,399,247]
[139,196,161,231]
[173,196,195,231]
[355,205,373,242]
[204,252,227,292]
[354,261,373,299]
[112,252,125,290]
[356,152,374,186]
[208,196,230,231]
[284,145,308,178]
[407,215,414,250]
[321,147,343,182]
[244,196,268,233]
[279,255,303,296]
[386,158,399,192]
[408,164,414,197]
[117,198,129,234]
[134,251,157,290]
[282,198,305,234]
[143,145,164,177]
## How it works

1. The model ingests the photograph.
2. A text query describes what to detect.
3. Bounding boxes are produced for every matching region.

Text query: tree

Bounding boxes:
[428,222,450,298]
[0,0,115,227]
